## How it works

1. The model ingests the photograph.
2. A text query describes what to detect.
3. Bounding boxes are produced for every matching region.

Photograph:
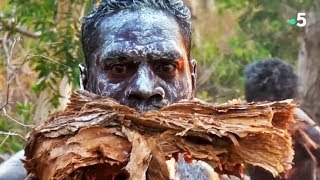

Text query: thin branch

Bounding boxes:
[0,131,26,141]
[0,33,32,146]
[2,32,9,66]
[30,54,72,71]
[8,52,31,84]
[0,134,10,148]
[0,17,41,38]
[0,39,34,127]
[0,51,31,110]
[2,108,34,128]
[0,33,12,110]
[15,27,41,38]
[0,84,10,110]
[8,35,19,66]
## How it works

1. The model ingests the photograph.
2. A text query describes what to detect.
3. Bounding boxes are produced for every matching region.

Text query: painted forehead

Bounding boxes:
[99,8,181,36]
[93,8,185,57]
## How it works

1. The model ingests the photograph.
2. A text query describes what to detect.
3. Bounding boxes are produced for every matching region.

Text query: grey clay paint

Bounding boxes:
[82,8,196,111]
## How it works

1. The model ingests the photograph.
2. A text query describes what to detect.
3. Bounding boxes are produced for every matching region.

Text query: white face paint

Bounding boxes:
[83,8,195,111]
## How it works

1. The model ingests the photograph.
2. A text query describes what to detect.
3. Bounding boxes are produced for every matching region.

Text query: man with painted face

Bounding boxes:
[0,0,216,179]
[79,1,217,178]
[80,0,196,112]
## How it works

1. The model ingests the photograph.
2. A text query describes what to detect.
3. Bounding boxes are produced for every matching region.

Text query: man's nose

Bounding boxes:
[126,66,165,101]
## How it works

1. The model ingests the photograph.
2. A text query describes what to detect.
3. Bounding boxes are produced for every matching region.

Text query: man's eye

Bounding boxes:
[110,64,127,74]
[159,64,177,73]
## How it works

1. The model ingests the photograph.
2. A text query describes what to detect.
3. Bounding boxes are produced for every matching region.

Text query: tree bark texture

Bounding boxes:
[24,91,295,180]
[297,11,320,124]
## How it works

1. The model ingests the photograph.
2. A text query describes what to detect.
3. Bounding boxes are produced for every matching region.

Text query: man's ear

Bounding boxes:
[190,59,197,97]
[79,64,88,90]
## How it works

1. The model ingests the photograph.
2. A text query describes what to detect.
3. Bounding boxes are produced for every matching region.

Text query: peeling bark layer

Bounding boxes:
[24,90,296,180]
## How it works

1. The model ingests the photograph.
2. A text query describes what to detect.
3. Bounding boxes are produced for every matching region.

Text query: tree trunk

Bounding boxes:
[297,10,320,124]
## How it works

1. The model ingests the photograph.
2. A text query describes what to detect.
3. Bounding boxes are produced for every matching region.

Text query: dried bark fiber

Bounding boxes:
[24,90,296,180]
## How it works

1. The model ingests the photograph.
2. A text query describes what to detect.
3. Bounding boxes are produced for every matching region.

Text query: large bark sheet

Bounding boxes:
[24,90,296,180]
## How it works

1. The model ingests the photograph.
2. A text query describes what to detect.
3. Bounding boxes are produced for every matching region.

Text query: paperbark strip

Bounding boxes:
[24,90,296,179]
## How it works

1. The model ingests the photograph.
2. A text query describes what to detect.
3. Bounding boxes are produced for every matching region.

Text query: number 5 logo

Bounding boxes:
[297,13,306,27]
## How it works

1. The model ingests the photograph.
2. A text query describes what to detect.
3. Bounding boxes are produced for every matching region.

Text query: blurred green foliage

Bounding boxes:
[0,0,89,153]
[2,0,87,105]
[0,101,33,153]
[216,0,312,63]
[195,0,313,102]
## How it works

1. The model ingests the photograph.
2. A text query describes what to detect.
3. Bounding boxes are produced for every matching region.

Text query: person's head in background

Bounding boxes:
[80,0,197,112]
[244,58,298,102]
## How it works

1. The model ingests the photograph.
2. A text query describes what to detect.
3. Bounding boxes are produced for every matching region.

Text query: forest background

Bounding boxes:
[0,0,319,154]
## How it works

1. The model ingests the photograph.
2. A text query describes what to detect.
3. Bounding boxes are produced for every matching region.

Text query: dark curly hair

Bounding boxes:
[81,0,191,61]
[244,58,298,102]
